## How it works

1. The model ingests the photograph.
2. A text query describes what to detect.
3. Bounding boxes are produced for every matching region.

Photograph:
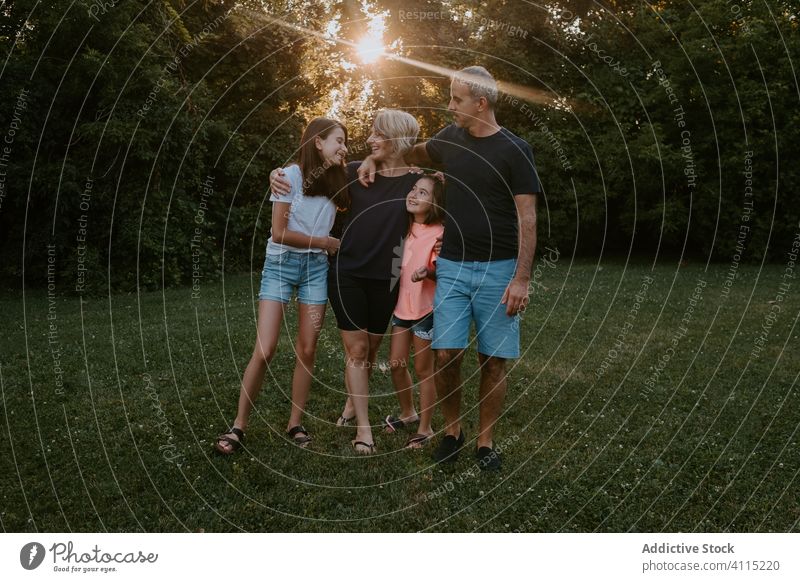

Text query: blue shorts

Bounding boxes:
[392,312,434,340]
[432,257,519,358]
[259,251,328,304]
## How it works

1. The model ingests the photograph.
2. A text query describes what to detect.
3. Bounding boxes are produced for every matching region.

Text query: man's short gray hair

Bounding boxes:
[454,66,498,108]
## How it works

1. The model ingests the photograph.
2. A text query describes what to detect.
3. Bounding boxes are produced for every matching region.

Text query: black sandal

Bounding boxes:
[286,425,312,447]
[351,440,376,455]
[214,427,244,455]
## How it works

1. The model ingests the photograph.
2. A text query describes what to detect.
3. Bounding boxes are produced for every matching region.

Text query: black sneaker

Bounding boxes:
[476,446,502,471]
[432,430,465,464]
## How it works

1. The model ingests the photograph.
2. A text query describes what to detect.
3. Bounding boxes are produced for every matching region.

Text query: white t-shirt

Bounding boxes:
[266,164,336,255]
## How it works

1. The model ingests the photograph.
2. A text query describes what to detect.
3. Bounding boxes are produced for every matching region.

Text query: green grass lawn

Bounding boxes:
[1,260,798,532]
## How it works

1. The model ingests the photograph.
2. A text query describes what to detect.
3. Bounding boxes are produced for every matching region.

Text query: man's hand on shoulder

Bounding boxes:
[357,156,377,187]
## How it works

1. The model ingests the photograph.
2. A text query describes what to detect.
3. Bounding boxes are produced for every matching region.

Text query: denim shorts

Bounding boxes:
[391,311,434,341]
[259,251,328,304]
[432,257,520,358]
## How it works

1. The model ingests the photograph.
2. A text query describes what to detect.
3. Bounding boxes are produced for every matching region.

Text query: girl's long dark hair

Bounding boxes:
[298,117,350,211]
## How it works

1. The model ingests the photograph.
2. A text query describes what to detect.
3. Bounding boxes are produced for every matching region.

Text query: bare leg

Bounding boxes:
[476,353,508,449]
[286,303,326,431]
[341,330,375,452]
[217,300,285,452]
[412,335,435,437]
[388,326,417,424]
[339,332,383,422]
[338,374,355,424]
[367,333,383,365]
[434,348,465,438]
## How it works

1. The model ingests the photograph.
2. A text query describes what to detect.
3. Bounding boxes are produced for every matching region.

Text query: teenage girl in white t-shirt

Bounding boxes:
[215,118,349,454]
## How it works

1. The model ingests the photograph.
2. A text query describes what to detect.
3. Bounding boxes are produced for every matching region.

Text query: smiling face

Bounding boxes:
[316,126,348,166]
[365,124,394,162]
[448,79,483,129]
[406,177,435,218]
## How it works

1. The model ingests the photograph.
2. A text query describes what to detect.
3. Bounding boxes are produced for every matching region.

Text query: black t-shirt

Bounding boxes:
[426,124,541,261]
[333,162,418,280]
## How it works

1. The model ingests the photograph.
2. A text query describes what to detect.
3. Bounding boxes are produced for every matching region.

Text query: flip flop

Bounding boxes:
[336,414,355,427]
[404,433,433,449]
[351,440,376,455]
[382,414,419,433]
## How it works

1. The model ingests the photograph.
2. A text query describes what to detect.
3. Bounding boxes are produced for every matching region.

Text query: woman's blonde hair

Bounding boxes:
[373,109,419,157]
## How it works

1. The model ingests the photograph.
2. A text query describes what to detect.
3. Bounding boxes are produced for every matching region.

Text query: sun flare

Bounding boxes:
[356,35,384,63]
[354,10,387,64]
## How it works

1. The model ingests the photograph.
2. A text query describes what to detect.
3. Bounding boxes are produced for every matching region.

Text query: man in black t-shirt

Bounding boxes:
[359,66,540,470]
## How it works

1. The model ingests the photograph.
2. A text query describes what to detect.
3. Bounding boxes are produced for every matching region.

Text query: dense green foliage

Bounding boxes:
[1,0,797,292]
